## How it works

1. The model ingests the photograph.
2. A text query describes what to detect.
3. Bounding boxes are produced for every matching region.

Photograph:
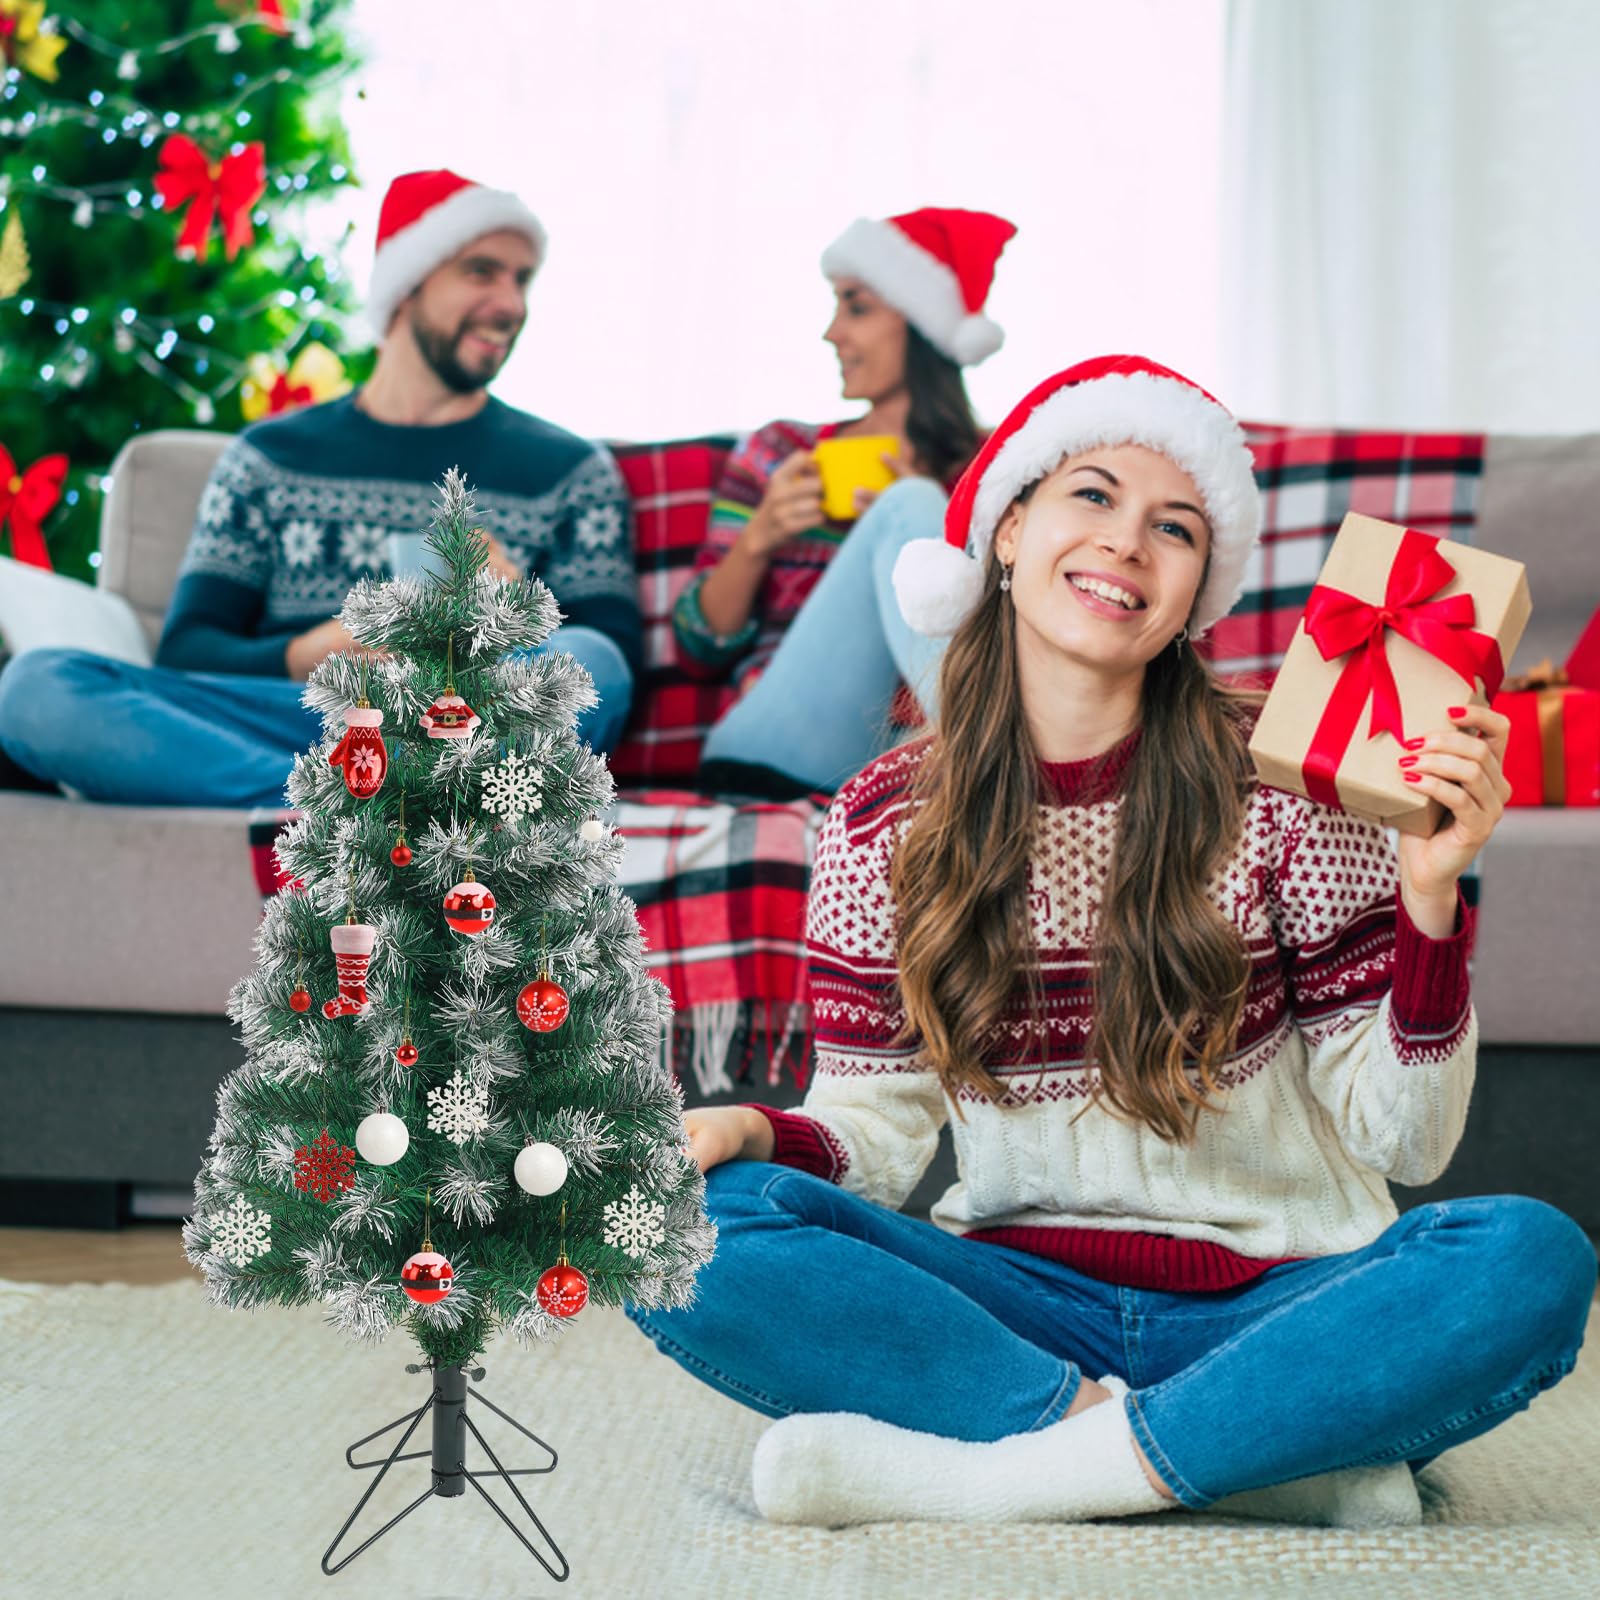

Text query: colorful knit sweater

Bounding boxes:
[671,419,856,691]
[156,392,641,678]
[744,728,1477,1294]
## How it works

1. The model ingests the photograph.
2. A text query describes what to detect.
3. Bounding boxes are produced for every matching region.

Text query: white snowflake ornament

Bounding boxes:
[481,751,544,821]
[426,1069,492,1146]
[210,1195,272,1266]
[603,1184,666,1260]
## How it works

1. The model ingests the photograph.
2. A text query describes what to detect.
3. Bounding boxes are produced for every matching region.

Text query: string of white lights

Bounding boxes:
[60,12,317,74]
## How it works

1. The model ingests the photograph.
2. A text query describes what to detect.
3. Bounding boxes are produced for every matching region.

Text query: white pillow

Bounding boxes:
[0,555,154,667]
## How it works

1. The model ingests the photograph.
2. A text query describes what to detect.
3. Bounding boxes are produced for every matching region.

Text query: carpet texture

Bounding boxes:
[3,1276,1597,1600]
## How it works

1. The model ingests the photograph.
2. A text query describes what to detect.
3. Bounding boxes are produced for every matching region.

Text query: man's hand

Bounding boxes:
[285,619,390,682]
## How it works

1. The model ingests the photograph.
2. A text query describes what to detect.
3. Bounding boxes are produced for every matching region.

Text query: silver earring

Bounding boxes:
[999,566,1012,592]
[1173,624,1189,652]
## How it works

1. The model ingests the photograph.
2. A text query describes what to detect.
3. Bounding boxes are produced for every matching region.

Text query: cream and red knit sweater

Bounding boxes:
[744,727,1476,1293]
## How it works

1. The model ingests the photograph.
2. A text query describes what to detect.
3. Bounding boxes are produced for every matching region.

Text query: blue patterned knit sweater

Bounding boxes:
[155,392,641,678]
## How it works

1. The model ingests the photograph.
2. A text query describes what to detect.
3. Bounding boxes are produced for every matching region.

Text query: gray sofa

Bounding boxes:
[1,429,1597,1232]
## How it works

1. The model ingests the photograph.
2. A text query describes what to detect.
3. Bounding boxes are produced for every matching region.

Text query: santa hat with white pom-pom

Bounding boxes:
[892,353,1263,639]
[820,207,1016,367]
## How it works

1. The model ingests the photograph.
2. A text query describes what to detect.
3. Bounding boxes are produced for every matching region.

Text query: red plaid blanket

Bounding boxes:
[251,425,1487,1092]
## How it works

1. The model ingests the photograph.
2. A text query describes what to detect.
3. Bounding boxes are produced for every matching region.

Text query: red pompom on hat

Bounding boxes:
[820,207,1017,366]
[367,169,548,340]
[891,354,1263,639]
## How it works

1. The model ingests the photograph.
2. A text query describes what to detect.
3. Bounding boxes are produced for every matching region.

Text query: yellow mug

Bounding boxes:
[813,435,900,523]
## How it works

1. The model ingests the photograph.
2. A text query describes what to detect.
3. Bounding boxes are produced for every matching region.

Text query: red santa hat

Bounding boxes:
[892,354,1263,639]
[819,207,1017,366]
[367,169,548,340]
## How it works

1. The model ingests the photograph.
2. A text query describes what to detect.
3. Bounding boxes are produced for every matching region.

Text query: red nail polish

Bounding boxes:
[1403,771,1422,783]
[1398,755,1418,768]
[1403,737,1425,750]
[1447,706,1467,718]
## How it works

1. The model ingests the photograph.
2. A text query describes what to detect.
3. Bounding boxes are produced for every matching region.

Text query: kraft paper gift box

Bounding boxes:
[1248,514,1532,838]
[1493,656,1600,808]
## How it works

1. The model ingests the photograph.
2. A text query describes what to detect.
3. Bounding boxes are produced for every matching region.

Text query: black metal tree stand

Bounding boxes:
[321,1360,570,1580]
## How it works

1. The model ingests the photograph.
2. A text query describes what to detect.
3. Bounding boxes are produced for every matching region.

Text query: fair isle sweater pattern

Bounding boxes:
[180,433,636,625]
[745,728,1476,1293]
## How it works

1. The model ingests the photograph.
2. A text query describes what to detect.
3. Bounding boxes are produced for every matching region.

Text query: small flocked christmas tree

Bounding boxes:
[183,471,716,1372]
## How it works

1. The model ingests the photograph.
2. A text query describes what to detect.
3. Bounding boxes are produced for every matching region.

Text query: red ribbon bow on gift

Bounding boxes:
[1300,528,1507,807]
[0,444,68,571]
[154,135,267,262]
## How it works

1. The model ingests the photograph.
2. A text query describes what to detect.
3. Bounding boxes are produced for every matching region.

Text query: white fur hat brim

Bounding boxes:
[901,368,1261,639]
[368,185,548,341]
[821,217,1003,367]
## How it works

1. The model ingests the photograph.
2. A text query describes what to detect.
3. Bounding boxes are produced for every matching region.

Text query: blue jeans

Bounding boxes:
[0,626,634,808]
[625,1161,1596,1509]
[700,477,952,792]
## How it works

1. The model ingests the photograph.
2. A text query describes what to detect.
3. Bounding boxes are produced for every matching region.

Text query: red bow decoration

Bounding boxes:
[266,372,314,414]
[0,444,68,571]
[153,135,267,262]
[1300,528,1507,807]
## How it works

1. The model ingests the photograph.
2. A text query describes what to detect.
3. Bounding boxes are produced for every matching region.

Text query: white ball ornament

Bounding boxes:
[579,817,605,843]
[514,1141,568,1196]
[355,1111,409,1167]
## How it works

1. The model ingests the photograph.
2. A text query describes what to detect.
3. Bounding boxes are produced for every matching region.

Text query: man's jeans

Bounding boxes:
[0,625,633,808]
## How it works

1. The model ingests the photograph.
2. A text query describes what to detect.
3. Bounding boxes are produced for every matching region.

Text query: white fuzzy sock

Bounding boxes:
[750,1373,1172,1527]
[1206,1463,1422,1528]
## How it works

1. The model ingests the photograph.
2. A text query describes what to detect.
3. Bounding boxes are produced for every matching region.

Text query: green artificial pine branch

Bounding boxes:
[186,471,716,1364]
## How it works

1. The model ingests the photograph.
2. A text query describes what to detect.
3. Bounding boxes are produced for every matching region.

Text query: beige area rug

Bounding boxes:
[3,1276,1597,1600]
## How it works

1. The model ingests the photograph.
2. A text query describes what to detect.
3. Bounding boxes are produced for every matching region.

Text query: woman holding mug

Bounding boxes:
[674,207,1017,798]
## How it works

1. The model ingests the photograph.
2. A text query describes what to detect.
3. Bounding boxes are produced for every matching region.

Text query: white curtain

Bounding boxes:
[335,0,1225,440]
[1223,0,1600,433]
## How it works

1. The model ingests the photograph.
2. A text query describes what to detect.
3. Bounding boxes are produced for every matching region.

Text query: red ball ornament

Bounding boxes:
[442,871,496,936]
[390,840,413,867]
[517,977,569,1032]
[288,986,312,1013]
[400,1249,453,1304]
[535,1261,588,1318]
[395,1038,419,1067]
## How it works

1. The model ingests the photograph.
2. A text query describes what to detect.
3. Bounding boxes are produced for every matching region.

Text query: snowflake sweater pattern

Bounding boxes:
[157,393,641,678]
[744,728,1477,1293]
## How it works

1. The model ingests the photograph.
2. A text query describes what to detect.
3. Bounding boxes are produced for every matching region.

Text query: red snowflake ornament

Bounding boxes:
[294,1129,356,1204]
[517,978,569,1032]
[536,1261,588,1318]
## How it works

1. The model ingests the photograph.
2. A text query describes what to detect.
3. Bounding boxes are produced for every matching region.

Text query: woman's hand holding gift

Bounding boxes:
[1395,704,1514,935]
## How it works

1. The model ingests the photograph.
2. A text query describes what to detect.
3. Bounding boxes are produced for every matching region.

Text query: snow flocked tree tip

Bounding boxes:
[184,467,716,1368]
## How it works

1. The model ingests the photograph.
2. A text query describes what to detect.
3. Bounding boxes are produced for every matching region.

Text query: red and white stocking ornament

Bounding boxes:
[327,916,377,1016]
[328,705,387,799]
[443,867,496,936]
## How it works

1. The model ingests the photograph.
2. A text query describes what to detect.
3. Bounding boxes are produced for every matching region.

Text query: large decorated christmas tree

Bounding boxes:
[183,471,716,1371]
[0,0,368,580]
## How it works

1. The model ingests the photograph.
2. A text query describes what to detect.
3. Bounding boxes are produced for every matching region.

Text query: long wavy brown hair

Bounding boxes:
[888,500,1263,1144]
